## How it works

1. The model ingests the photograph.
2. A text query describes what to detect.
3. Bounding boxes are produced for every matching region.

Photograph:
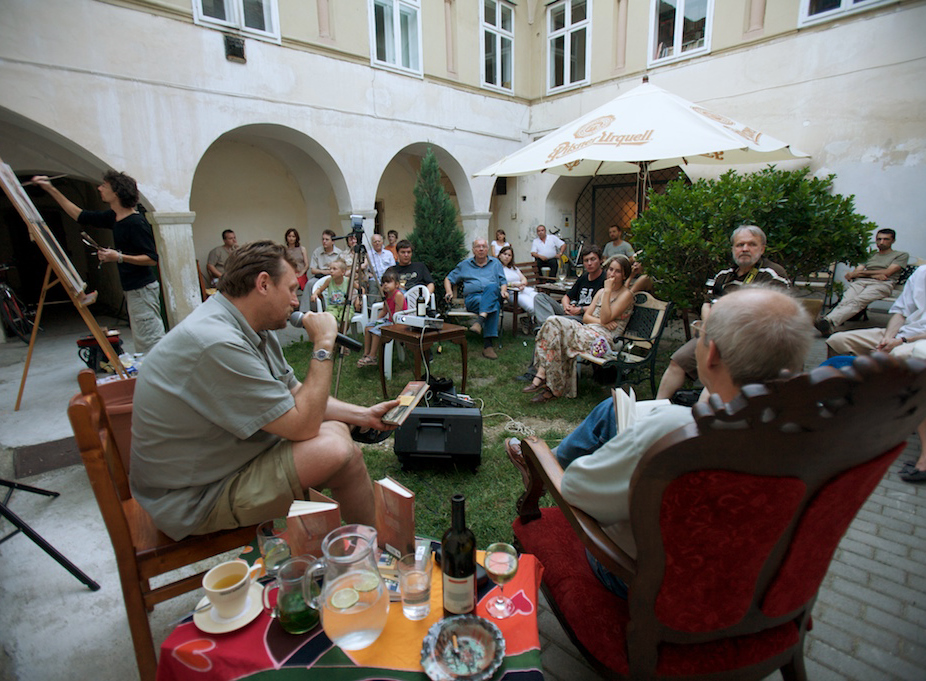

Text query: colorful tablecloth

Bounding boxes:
[157,551,544,681]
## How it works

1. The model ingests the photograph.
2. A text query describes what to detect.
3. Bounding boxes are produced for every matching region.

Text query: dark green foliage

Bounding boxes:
[631,167,874,310]
[409,148,466,290]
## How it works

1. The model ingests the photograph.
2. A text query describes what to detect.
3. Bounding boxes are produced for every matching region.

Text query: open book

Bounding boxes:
[286,489,341,558]
[611,387,671,433]
[373,476,416,559]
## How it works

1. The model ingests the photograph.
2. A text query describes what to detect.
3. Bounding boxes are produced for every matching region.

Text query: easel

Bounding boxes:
[0,158,126,410]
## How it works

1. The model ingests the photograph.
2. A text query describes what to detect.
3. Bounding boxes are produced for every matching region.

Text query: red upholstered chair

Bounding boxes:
[512,354,926,680]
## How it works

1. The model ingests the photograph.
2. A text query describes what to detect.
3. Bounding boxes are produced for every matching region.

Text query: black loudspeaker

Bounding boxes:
[394,407,482,471]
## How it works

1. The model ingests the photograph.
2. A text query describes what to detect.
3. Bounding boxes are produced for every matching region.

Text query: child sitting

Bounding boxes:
[310,258,351,324]
[357,267,406,367]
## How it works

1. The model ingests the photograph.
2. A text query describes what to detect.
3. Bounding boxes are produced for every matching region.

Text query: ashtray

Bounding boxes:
[420,615,505,681]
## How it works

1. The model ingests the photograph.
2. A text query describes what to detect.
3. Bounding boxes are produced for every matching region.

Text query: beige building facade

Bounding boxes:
[1,0,923,325]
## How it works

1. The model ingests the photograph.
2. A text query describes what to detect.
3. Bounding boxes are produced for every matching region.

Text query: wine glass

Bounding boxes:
[484,543,519,619]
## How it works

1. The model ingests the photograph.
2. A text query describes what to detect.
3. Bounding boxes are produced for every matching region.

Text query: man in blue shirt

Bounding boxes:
[444,238,509,359]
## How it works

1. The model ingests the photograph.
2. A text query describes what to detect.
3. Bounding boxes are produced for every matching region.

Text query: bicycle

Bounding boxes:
[0,264,36,343]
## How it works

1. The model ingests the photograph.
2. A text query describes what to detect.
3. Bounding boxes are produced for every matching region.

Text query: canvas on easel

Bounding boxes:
[0,156,127,410]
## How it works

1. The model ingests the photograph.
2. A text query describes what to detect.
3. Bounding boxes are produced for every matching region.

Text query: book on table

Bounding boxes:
[286,489,341,558]
[382,381,429,426]
[373,476,416,560]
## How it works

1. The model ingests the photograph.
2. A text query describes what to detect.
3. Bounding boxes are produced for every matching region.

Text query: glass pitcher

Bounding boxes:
[304,524,389,650]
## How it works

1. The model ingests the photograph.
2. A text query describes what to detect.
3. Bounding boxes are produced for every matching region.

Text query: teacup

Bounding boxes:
[203,560,261,620]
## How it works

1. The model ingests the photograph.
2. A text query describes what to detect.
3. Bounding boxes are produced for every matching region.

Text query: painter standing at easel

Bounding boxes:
[31,172,166,354]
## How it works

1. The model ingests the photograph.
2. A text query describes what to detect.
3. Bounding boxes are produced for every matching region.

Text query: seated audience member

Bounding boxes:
[130,240,397,541]
[827,264,926,483]
[498,245,537,315]
[655,225,789,400]
[357,267,406,367]
[207,229,238,284]
[393,239,435,294]
[533,245,607,326]
[602,224,634,260]
[814,228,909,337]
[530,224,566,277]
[284,228,309,290]
[303,228,342,298]
[523,256,634,403]
[492,229,510,257]
[508,286,812,596]
[385,229,399,258]
[310,258,351,324]
[366,233,396,300]
[443,238,509,360]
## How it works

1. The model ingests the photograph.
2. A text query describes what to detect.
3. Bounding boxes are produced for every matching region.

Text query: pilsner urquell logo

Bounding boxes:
[547,115,654,163]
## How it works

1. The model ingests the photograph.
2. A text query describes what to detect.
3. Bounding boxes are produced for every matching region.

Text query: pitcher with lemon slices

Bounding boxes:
[304,524,389,650]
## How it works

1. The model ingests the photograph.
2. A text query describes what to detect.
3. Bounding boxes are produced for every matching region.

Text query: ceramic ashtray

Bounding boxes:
[420,614,505,681]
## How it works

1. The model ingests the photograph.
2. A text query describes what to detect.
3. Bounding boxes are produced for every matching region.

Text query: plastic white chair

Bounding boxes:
[310,275,331,313]
[373,285,430,380]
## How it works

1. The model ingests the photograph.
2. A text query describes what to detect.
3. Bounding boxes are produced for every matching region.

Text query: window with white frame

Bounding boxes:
[799,0,891,26]
[194,0,280,42]
[548,0,590,92]
[482,0,514,91]
[371,0,422,75]
[650,0,712,65]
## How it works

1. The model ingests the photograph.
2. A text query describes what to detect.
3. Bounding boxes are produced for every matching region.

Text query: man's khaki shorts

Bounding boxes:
[193,439,305,535]
[670,337,699,380]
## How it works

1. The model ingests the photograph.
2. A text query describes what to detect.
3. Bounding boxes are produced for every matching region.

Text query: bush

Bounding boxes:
[631,167,875,310]
[408,148,466,295]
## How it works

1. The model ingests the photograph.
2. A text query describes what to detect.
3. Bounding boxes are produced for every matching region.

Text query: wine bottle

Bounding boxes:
[416,296,427,317]
[441,493,476,617]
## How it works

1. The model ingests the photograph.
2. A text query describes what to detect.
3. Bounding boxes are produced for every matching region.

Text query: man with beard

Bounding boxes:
[655,225,789,400]
[130,241,397,540]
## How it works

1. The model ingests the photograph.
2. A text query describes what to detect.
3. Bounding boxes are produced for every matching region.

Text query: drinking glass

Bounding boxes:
[257,520,291,578]
[484,543,519,619]
[397,551,432,620]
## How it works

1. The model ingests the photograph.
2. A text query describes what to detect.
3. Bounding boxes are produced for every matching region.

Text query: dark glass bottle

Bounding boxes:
[441,494,476,617]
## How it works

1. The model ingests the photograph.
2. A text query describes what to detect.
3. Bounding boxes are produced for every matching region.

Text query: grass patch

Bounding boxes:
[283,324,675,549]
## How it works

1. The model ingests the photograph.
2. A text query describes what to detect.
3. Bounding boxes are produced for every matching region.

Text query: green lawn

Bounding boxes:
[283,325,675,549]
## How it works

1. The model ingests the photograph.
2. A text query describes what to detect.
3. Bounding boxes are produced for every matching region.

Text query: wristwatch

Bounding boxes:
[901,336,909,344]
[312,348,334,362]
[116,251,124,264]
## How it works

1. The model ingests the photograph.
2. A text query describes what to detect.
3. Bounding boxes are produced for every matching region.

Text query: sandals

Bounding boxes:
[530,388,557,404]
[356,355,377,367]
[522,378,546,394]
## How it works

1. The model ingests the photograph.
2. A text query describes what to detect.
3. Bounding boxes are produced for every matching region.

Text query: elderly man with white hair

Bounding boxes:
[444,238,509,359]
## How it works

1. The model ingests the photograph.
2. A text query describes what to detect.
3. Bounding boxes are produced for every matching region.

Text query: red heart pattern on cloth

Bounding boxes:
[172,638,216,672]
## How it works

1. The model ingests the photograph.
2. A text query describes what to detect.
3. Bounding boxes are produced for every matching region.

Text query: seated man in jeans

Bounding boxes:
[507,286,812,596]
[443,238,509,360]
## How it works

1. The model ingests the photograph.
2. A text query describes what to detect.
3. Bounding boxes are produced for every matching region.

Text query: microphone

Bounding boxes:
[289,311,363,351]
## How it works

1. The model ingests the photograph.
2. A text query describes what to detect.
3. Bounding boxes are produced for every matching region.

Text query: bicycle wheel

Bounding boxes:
[0,293,31,343]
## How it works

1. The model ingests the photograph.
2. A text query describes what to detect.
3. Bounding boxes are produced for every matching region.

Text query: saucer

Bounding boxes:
[193,582,264,634]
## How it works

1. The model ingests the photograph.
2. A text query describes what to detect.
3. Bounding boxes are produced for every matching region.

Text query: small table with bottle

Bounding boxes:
[157,496,544,681]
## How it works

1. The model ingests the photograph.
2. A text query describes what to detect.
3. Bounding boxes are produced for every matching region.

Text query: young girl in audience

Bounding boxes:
[311,258,350,323]
[357,268,406,367]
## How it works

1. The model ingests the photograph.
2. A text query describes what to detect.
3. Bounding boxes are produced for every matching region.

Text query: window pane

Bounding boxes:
[570,27,586,82]
[551,35,565,88]
[485,0,497,27]
[551,3,566,31]
[809,0,842,14]
[201,0,227,21]
[501,5,512,32]
[571,0,587,23]
[655,0,677,59]
[374,2,394,63]
[681,0,706,52]
[399,6,419,70]
[242,0,267,32]
[485,30,497,84]
[500,36,512,88]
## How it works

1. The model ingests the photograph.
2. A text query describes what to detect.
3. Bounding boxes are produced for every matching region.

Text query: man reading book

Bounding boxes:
[506,286,812,595]
[130,240,398,541]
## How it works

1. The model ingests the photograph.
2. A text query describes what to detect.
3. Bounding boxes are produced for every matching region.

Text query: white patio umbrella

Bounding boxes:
[474,80,808,178]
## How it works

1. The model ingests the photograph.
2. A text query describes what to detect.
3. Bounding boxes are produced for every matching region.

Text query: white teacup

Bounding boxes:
[203,560,261,620]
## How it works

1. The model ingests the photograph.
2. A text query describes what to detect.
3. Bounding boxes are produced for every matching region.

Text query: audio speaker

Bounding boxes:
[394,407,482,470]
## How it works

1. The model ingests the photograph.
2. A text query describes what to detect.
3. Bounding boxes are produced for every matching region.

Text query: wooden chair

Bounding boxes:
[578,291,674,395]
[67,369,258,681]
[503,261,541,336]
[195,259,210,302]
[512,353,926,680]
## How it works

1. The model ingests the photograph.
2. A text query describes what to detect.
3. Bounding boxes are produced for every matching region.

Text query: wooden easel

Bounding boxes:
[0,158,126,410]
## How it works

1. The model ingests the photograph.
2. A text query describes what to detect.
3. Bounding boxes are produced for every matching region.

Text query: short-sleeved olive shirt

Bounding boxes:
[130,294,298,540]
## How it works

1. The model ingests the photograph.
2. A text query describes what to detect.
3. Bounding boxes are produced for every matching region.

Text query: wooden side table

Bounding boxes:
[379,322,468,398]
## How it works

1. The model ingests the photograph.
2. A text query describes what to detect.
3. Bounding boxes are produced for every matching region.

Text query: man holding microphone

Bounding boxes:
[129,240,397,540]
